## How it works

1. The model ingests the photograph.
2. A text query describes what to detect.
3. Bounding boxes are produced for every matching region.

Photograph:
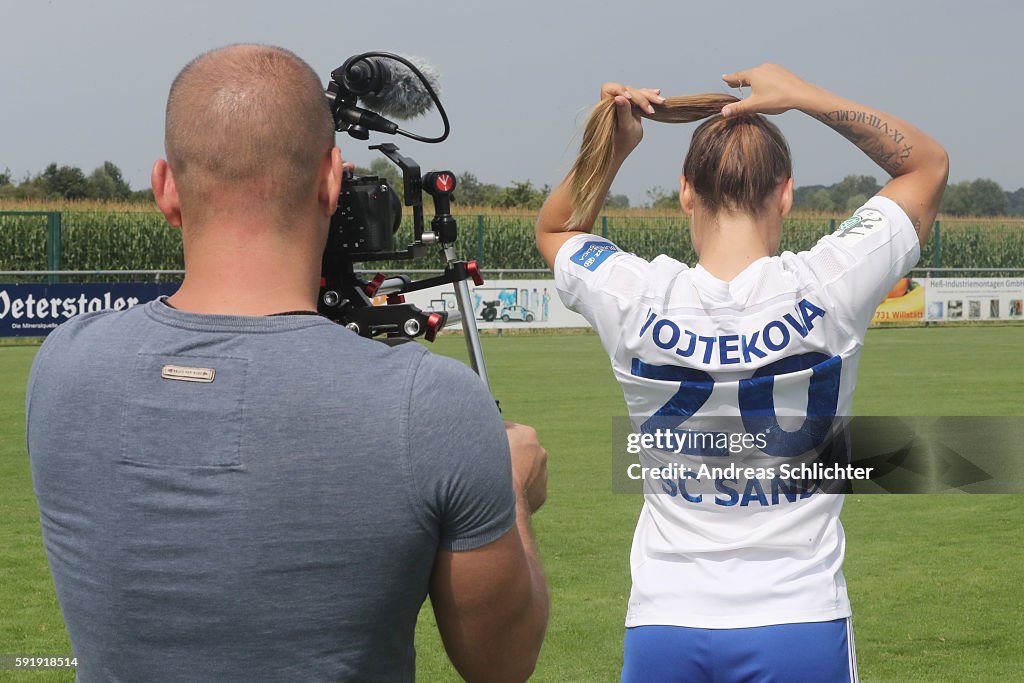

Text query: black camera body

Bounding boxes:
[317,141,472,342]
[327,172,401,257]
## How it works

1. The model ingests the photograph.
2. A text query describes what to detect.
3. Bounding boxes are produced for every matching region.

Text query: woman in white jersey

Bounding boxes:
[536,64,947,683]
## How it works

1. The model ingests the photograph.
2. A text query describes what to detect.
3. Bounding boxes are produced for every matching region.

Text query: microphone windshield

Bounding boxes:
[358,55,441,120]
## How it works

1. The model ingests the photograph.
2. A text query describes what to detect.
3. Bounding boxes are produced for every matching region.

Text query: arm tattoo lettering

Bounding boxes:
[814,110,913,175]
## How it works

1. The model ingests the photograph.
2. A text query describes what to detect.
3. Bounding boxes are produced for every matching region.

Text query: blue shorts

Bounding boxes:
[621,618,858,683]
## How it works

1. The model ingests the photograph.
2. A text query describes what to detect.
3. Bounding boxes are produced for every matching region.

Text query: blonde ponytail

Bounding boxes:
[566,93,739,229]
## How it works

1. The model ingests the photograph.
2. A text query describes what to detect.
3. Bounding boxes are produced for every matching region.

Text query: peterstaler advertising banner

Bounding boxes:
[0,283,180,337]
[0,279,589,338]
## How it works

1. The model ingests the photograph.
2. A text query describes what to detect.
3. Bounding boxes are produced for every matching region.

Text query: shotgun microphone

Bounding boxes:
[332,54,441,120]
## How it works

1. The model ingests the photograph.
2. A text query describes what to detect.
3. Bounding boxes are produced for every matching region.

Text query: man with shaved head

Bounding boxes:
[27,44,549,682]
[165,45,333,182]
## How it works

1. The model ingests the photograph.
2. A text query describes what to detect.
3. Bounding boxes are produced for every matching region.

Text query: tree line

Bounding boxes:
[648,175,1024,217]
[0,162,152,203]
[792,175,1024,217]
[2,161,1022,217]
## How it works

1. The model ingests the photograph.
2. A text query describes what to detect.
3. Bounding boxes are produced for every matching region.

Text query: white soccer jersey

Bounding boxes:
[554,195,919,629]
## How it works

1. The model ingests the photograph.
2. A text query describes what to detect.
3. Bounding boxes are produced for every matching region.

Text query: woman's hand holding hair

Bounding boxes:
[720,64,821,118]
[600,82,665,159]
[537,81,729,268]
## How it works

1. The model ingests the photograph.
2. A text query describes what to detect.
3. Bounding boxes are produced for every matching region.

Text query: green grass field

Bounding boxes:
[1,327,1022,682]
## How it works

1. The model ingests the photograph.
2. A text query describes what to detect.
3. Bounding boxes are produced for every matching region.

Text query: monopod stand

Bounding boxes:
[444,243,490,391]
[423,171,491,392]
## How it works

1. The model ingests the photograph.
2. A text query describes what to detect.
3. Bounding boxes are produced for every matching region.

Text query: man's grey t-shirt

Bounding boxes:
[26,300,515,682]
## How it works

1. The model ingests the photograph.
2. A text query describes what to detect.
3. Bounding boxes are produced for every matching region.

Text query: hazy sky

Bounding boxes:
[2,0,1021,205]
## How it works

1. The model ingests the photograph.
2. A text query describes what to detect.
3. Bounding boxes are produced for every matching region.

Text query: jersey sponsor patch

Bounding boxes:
[570,240,619,272]
[832,208,888,245]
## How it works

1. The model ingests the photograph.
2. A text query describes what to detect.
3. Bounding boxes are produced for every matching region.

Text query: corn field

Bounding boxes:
[2,206,1023,282]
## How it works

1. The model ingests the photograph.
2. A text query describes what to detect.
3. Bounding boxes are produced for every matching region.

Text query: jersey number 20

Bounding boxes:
[630,352,842,457]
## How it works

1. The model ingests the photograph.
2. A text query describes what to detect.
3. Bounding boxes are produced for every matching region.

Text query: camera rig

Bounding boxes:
[319,52,491,388]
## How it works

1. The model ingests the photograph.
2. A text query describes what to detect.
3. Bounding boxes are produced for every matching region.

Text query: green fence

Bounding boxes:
[0,210,182,282]
[3,210,1024,280]
[0,211,63,282]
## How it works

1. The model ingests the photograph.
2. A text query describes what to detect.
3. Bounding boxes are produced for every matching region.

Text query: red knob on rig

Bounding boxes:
[424,312,445,342]
[364,273,386,297]
[466,260,484,286]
